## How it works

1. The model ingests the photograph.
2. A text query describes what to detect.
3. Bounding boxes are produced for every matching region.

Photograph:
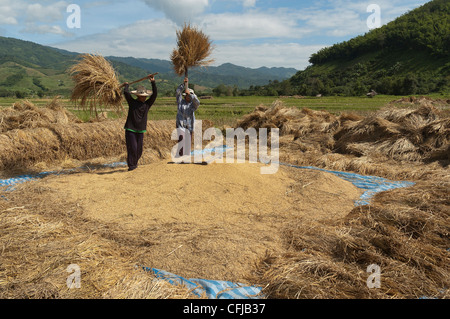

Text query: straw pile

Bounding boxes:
[237,100,338,152]
[0,98,81,133]
[0,120,174,172]
[251,178,449,299]
[171,23,214,77]
[0,100,175,172]
[1,96,448,300]
[334,104,449,163]
[239,98,449,298]
[69,54,123,114]
[238,99,450,172]
[0,188,199,299]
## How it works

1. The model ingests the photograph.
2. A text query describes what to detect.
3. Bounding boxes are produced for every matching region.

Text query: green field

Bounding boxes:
[1,94,448,126]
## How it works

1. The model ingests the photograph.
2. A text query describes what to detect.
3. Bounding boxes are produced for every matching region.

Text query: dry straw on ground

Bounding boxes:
[171,23,214,77]
[251,178,449,299]
[237,98,449,298]
[1,96,448,299]
[238,99,449,180]
[0,190,199,299]
[0,99,176,174]
[0,98,81,133]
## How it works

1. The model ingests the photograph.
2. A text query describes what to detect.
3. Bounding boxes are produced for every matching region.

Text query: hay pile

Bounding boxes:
[334,104,449,163]
[238,101,338,153]
[1,96,448,300]
[238,99,449,178]
[0,99,81,133]
[238,97,449,299]
[0,100,175,173]
[238,100,337,136]
[0,188,198,299]
[391,96,450,107]
[0,120,174,173]
[251,178,449,299]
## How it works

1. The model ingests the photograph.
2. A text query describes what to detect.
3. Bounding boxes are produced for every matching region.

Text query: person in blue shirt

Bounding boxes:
[175,77,200,157]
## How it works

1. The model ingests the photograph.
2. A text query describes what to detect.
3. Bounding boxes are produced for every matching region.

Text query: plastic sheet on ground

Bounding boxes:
[145,268,263,299]
[279,163,415,206]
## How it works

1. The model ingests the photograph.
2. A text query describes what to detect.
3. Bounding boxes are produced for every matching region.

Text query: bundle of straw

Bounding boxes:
[69,54,123,114]
[171,23,214,78]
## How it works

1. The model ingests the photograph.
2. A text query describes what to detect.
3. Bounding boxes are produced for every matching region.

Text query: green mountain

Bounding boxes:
[0,37,156,97]
[106,57,297,89]
[0,36,297,98]
[280,0,449,97]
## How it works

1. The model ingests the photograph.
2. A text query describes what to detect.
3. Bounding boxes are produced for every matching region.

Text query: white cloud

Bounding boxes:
[0,0,20,25]
[200,11,311,41]
[53,16,318,69]
[142,0,210,25]
[302,0,429,36]
[7,0,430,69]
[54,19,178,57]
[296,6,368,37]
[0,0,73,36]
[243,0,256,7]
[25,1,68,23]
[240,0,256,8]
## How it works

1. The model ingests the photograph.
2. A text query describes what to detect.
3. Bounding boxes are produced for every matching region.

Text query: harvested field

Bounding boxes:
[0,97,449,299]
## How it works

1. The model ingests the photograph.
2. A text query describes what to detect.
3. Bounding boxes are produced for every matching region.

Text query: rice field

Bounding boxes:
[3,94,442,124]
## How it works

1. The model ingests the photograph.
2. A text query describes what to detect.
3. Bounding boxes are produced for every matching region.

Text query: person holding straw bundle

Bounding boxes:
[123,74,158,171]
[175,76,200,158]
[170,23,213,160]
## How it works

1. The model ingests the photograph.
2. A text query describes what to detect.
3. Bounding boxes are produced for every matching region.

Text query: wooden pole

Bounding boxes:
[119,73,159,88]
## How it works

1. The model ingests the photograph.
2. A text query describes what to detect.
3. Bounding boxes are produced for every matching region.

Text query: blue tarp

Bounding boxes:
[279,163,416,206]
[0,162,127,192]
[145,268,263,299]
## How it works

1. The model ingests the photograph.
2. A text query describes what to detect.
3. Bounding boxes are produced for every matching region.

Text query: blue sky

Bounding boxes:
[0,0,429,69]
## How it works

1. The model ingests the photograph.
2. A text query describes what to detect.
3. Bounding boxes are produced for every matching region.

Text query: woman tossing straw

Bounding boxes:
[171,23,214,160]
[123,74,158,171]
[175,76,200,158]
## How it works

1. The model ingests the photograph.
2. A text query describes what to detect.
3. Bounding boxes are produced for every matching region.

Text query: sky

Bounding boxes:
[0,0,430,70]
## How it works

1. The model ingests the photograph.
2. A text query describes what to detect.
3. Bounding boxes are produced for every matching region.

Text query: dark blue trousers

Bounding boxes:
[125,130,144,171]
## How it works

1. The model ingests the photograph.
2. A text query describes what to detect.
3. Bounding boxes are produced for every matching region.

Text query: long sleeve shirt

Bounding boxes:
[123,81,157,133]
[176,83,200,132]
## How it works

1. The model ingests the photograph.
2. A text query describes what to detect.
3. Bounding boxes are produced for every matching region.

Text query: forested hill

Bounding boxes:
[0,36,297,98]
[281,0,449,97]
[309,0,448,65]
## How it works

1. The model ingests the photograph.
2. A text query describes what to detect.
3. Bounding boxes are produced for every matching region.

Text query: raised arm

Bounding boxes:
[146,76,158,106]
[123,83,134,104]
[184,77,199,111]
[176,83,185,105]
[191,92,200,112]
